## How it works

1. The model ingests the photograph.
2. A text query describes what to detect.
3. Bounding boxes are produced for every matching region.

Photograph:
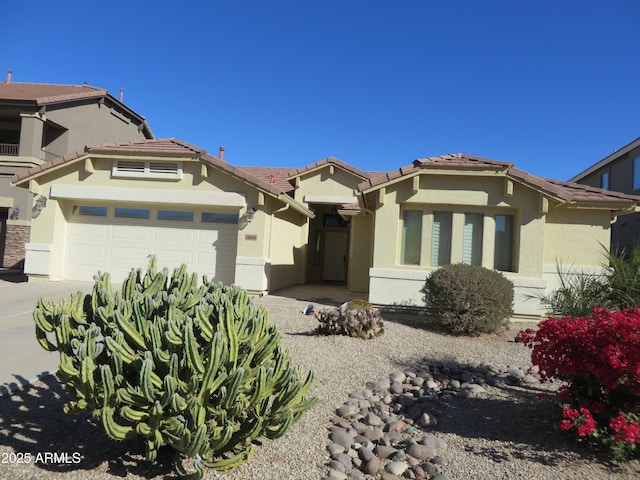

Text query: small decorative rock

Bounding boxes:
[386,461,408,476]
[331,429,353,450]
[365,456,383,475]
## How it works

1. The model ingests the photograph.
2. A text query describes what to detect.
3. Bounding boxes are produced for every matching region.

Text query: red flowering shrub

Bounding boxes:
[519,308,640,460]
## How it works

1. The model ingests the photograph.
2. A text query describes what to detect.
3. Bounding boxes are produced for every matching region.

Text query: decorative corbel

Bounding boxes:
[84,158,95,174]
[412,175,420,194]
[504,178,513,197]
[540,195,549,214]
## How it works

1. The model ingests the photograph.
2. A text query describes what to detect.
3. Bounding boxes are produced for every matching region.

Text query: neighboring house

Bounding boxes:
[10,140,640,317]
[0,75,153,268]
[569,136,640,256]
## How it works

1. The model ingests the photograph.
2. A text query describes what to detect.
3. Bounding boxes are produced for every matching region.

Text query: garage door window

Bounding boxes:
[158,210,194,222]
[202,212,239,224]
[114,207,150,219]
[75,205,108,217]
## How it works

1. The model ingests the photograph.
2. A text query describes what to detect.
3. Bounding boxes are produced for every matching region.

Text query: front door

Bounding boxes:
[323,230,348,282]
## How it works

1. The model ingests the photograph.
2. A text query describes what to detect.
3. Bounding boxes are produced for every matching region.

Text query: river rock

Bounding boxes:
[331,429,353,449]
[407,444,437,461]
[386,461,408,476]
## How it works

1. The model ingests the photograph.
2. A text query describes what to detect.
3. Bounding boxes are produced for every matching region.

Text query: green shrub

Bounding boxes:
[605,243,640,309]
[420,263,513,335]
[316,300,384,339]
[33,257,317,479]
[534,262,611,318]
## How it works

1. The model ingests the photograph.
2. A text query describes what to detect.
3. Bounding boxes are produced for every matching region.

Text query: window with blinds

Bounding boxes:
[430,211,452,266]
[494,214,515,271]
[401,210,422,265]
[462,213,483,265]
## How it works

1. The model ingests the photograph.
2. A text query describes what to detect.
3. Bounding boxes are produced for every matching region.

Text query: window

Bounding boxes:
[431,211,452,266]
[401,210,422,265]
[114,207,150,219]
[635,158,640,191]
[494,214,515,271]
[601,171,609,190]
[75,205,107,217]
[112,160,182,179]
[158,210,194,222]
[201,212,239,224]
[462,213,483,265]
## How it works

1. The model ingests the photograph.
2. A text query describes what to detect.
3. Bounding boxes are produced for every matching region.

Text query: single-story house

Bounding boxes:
[11,139,640,317]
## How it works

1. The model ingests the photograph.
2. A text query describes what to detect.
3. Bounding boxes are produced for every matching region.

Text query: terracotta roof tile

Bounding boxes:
[359,153,640,207]
[11,139,281,197]
[238,167,294,193]
[0,82,107,105]
[287,156,380,181]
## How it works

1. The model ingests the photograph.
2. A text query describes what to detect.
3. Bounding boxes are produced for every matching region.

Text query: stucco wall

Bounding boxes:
[294,166,361,204]
[543,208,611,266]
[45,101,148,158]
[366,172,615,317]
[267,204,307,291]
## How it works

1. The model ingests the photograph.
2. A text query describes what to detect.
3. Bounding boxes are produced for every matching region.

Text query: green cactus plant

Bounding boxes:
[34,256,317,479]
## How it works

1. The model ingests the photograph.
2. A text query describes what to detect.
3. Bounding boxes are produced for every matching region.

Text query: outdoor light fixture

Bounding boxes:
[9,207,19,220]
[34,195,47,212]
[246,207,256,223]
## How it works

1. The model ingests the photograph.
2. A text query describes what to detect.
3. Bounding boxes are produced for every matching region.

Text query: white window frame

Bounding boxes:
[634,158,640,191]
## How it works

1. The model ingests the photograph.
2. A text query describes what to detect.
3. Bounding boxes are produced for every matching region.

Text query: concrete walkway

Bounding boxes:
[0,278,358,396]
[0,279,94,396]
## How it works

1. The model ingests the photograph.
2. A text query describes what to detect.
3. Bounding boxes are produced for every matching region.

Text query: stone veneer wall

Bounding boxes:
[2,224,30,269]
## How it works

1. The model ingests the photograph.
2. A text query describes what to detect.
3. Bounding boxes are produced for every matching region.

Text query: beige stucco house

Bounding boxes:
[11,139,640,317]
[0,76,153,268]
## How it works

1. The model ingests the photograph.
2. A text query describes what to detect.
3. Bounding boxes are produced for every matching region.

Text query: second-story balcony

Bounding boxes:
[0,143,19,156]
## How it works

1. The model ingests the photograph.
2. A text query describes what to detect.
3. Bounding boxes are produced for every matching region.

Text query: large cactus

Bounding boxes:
[34,256,317,479]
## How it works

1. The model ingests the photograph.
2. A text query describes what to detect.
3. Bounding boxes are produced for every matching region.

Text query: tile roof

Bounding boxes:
[287,156,376,180]
[358,153,640,207]
[238,167,295,193]
[11,138,281,196]
[0,81,152,137]
[0,82,108,105]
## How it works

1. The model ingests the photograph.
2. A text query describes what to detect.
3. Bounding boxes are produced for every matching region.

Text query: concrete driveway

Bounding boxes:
[0,278,93,396]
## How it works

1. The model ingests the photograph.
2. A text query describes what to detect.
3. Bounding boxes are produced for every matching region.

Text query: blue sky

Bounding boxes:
[3,1,639,181]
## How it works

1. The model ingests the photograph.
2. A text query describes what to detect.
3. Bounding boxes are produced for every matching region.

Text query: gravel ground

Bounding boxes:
[1,302,639,480]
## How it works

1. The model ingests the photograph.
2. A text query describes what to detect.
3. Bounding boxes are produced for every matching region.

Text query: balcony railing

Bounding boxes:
[0,143,19,156]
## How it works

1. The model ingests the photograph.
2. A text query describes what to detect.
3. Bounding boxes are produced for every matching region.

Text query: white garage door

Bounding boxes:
[64,205,238,284]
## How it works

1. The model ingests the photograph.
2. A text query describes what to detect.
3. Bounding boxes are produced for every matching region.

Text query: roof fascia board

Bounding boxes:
[276,194,315,218]
[360,168,507,194]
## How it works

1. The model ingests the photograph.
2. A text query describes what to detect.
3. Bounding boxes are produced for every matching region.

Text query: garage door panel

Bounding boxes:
[111,225,152,241]
[65,214,238,284]
[156,227,195,242]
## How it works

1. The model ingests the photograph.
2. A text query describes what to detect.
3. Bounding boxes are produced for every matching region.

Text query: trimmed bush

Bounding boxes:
[316,299,384,339]
[33,257,317,479]
[420,263,513,335]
